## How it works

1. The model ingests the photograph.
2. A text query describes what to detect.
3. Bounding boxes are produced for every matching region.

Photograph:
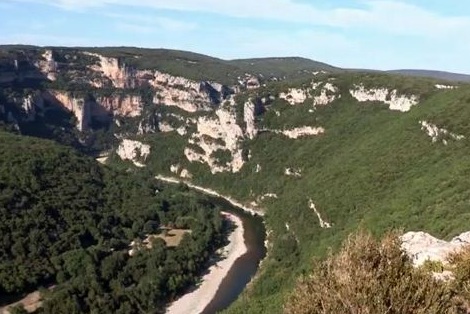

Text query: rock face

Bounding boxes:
[238,74,261,90]
[116,139,151,167]
[137,115,158,135]
[44,91,143,131]
[309,199,332,228]
[85,52,135,88]
[420,121,464,144]
[36,50,58,81]
[96,95,143,118]
[280,88,308,105]
[84,52,233,112]
[45,91,91,131]
[285,168,302,177]
[244,100,258,139]
[21,93,43,122]
[435,84,457,90]
[279,81,340,107]
[184,101,245,173]
[401,231,470,266]
[275,126,325,139]
[313,82,340,106]
[349,85,419,112]
[152,72,226,112]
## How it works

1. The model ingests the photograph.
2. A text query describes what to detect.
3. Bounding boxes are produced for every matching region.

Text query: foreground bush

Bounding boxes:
[284,231,470,314]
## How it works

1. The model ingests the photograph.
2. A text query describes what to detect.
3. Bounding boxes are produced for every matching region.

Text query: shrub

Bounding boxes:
[448,246,470,312]
[284,231,459,314]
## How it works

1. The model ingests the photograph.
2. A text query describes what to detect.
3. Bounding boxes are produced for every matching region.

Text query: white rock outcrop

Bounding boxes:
[349,85,419,112]
[435,84,457,90]
[244,100,258,139]
[176,126,187,136]
[152,72,222,112]
[85,52,134,88]
[159,122,175,133]
[280,88,308,105]
[85,52,231,112]
[170,164,180,174]
[309,199,332,228]
[21,93,43,122]
[313,82,340,106]
[238,74,261,90]
[401,231,470,266]
[285,168,302,177]
[279,81,340,107]
[420,121,464,144]
[180,169,192,179]
[36,49,57,81]
[259,193,278,200]
[277,126,325,139]
[184,99,245,173]
[117,139,150,167]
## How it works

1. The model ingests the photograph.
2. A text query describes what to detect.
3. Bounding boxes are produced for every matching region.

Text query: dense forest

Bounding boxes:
[0,131,227,313]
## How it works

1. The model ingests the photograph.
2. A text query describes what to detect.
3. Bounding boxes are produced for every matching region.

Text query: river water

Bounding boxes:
[197,194,266,313]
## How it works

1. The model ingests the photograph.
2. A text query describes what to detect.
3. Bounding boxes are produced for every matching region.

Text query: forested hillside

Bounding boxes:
[0,132,227,313]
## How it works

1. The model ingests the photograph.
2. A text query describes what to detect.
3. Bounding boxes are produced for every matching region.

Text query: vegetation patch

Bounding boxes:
[285,230,470,314]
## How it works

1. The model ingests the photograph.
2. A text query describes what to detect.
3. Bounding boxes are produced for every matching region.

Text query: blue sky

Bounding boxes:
[1,0,469,73]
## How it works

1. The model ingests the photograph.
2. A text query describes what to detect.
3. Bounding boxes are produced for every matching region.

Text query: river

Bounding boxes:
[157,176,267,314]
[201,195,266,313]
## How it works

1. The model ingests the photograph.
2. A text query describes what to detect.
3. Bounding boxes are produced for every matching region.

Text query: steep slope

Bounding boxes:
[2,46,470,313]
[135,73,470,313]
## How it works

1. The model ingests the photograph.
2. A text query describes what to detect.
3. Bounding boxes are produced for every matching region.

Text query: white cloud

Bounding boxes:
[3,0,470,73]
[106,13,197,33]
[0,33,116,47]
[5,0,470,38]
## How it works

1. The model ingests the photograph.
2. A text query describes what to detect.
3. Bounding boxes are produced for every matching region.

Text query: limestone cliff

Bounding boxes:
[152,72,226,112]
[42,91,143,131]
[244,99,258,140]
[184,98,245,173]
[116,139,151,167]
[95,95,143,118]
[21,92,44,122]
[35,50,58,81]
[349,85,419,112]
[279,80,340,107]
[84,52,234,112]
[44,91,91,131]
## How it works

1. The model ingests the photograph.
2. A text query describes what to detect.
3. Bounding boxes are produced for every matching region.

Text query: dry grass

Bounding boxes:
[153,229,192,247]
[284,231,470,314]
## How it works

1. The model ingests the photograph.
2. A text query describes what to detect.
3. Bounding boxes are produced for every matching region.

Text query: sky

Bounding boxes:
[1,0,469,73]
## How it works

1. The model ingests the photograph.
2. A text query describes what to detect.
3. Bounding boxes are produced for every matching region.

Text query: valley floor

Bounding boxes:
[165,212,246,314]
